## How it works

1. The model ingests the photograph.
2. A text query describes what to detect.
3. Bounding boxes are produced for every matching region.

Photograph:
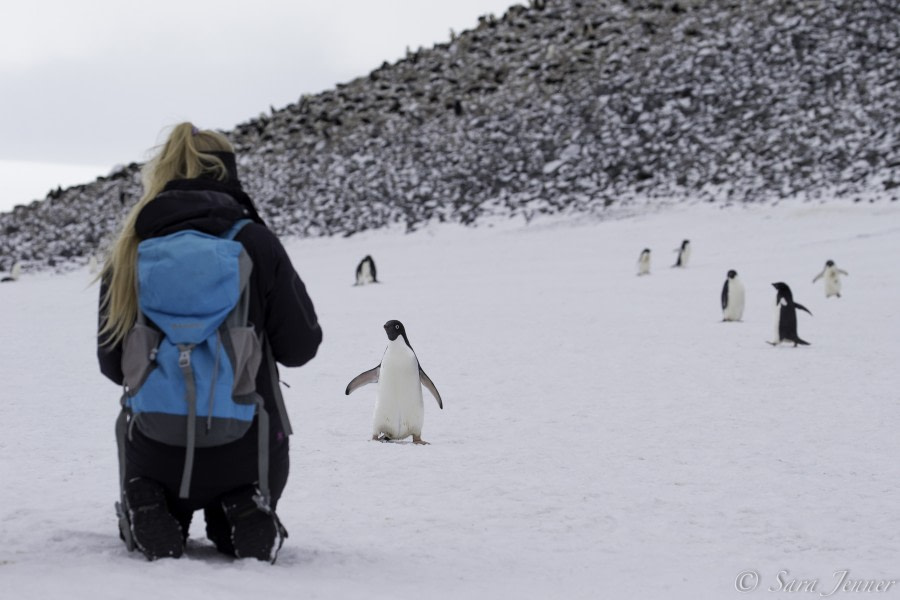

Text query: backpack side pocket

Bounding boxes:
[122,324,162,395]
[224,326,263,403]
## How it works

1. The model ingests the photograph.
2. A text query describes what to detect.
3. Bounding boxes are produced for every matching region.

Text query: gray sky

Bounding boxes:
[0,0,516,212]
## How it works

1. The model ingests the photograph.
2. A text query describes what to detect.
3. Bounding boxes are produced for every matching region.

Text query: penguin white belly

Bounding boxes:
[773,300,785,343]
[358,261,373,284]
[679,247,691,267]
[723,280,745,321]
[638,255,650,275]
[373,341,424,440]
[825,268,841,297]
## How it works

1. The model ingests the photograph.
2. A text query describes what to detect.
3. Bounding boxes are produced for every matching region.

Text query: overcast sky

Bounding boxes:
[0,0,516,213]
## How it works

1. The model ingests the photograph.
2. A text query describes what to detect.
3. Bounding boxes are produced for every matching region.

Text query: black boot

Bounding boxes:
[123,477,184,560]
[220,486,287,563]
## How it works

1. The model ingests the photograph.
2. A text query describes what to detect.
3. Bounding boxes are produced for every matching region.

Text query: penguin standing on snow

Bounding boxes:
[637,248,651,276]
[812,260,848,298]
[354,255,378,286]
[721,270,745,321]
[1,262,21,283]
[673,239,691,268]
[769,282,812,346]
[345,320,443,444]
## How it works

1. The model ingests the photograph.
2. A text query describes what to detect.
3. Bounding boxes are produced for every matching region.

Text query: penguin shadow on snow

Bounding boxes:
[345,320,443,445]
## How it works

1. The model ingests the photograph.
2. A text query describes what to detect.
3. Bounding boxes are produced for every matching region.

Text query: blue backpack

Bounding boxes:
[114,219,280,514]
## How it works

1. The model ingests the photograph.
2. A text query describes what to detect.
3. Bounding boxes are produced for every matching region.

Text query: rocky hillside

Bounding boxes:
[2,0,897,272]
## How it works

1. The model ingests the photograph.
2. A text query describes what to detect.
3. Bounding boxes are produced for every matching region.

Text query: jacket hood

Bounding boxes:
[134,187,252,240]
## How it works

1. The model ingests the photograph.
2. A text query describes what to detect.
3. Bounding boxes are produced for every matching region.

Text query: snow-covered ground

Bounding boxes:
[2,200,899,599]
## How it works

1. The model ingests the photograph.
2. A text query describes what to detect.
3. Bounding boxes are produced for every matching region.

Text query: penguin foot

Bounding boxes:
[412,435,430,445]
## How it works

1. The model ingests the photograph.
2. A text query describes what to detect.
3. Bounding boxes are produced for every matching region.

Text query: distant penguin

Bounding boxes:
[721,270,745,321]
[637,248,651,276]
[87,255,100,275]
[1,262,21,283]
[355,255,378,286]
[673,239,691,268]
[812,260,848,298]
[769,282,812,346]
[345,320,443,444]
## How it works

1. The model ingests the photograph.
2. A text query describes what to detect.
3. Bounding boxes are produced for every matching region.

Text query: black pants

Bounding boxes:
[164,457,289,544]
[124,425,289,548]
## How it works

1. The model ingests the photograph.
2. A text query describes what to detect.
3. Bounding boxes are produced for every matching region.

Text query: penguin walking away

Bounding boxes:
[637,248,651,276]
[354,255,378,286]
[345,320,443,444]
[1,262,21,283]
[768,282,812,346]
[721,270,745,321]
[673,239,691,268]
[812,260,848,298]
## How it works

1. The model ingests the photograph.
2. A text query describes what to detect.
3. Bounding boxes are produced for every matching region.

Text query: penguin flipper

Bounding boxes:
[418,368,443,409]
[345,366,380,395]
[794,303,813,316]
[721,281,728,310]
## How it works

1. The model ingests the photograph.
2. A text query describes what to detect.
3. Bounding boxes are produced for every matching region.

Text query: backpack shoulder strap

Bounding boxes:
[264,335,293,436]
[222,218,253,241]
[222,217,280,505]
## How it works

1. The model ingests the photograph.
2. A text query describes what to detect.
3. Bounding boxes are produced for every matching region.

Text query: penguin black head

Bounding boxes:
[681,239,690,248]
[772,282,793,304]
[384,320,407,342]
[825,259,835,267]
[727,269,737,279]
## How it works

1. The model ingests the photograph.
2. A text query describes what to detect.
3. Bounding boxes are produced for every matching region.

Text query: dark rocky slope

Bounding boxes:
[2,0,897,272]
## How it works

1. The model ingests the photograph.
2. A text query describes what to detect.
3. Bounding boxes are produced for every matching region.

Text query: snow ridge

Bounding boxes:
[0,0,897,273]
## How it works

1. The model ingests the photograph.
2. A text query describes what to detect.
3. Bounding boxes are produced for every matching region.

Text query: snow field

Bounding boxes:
[1,200,898,599]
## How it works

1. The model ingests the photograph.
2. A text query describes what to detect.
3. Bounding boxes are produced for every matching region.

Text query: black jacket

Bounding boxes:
[98,179,322,500]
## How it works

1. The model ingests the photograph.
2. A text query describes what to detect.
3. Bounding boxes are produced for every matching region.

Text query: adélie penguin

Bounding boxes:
[721,269,745,322]
[354,255,378,286]
[673,239,691,268]
[1,262,21,283]
[637,248,651,276]
[812,260,848,298]
[345,320,443,444]
[768,282,812,346]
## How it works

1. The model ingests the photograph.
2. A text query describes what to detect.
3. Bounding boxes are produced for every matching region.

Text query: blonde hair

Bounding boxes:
[99,122,235,346]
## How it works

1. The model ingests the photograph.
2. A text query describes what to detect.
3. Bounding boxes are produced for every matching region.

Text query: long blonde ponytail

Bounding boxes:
[98,122,236,346]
